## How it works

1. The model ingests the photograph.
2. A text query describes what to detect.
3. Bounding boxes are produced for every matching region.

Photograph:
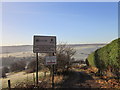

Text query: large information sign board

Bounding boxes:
[33,36,56,53]
[45,56,57,65]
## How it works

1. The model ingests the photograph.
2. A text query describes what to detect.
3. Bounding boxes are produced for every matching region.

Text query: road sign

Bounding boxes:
[45,56,57,65]
[33,36,56,53]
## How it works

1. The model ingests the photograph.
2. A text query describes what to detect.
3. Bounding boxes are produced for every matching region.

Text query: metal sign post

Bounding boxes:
[52,64,54,88]
[52,53,55,88]
[36,52,39,86]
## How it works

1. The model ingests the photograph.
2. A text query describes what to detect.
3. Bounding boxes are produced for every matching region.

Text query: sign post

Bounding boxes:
[52,53,55,88]
[36,52,38,86]
[33,35,56,88]
[52,64,54,88]
[45,54,56,88]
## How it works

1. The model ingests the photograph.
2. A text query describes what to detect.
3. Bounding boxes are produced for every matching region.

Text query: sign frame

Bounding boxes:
[33,35,56,53]
[45,56,57,65]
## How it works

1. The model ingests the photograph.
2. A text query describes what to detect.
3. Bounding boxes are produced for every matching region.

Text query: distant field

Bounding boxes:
[0,44,105,59]
[1,51,35,58]
[73,44,105,60]
[0,45,32,54]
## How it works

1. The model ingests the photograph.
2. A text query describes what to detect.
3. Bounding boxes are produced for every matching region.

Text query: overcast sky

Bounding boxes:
[2,2,118,46]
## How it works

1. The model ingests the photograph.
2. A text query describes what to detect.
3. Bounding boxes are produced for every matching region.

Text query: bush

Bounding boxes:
[26,59,44,73]
[27,60,36,73]
[0,68,6,78]
[10,60,26,72]
[87,38,120,76]
[2,71,7,78]
[46,43,76,73]
[2,66,9,73]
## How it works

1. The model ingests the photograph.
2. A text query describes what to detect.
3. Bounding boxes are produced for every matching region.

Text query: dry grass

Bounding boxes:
[1,71,50,88]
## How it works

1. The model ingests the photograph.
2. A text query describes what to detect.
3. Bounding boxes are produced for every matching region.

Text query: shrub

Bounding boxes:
[87,38,120,76]
[26,59,44,73]
[46,43,76,73]
[2,66,9,73]
[10,60,26,72]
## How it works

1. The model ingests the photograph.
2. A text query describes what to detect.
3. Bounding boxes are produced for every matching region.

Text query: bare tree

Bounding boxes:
[55,43,76,72]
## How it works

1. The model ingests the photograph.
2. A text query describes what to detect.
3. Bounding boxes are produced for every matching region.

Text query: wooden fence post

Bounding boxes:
[33,73,35,86]
[8,80,11,89]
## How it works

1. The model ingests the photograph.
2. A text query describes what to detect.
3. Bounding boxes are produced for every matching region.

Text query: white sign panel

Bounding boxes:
[45,56,57,65]
[33,36,56,53]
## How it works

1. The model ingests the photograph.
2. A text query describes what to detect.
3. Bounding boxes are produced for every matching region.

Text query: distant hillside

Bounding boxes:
[0,45,32,54]
[0,44,106,54]
[68,44,106,47]
[87,38,120,73]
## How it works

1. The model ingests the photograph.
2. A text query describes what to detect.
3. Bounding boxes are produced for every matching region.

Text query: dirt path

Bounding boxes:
[60,70,101,88]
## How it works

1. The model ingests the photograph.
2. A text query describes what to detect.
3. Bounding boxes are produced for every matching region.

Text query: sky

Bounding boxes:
[1,2,118,46]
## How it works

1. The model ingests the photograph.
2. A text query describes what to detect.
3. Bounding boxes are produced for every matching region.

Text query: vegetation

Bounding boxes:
[2,56,16,67]
[2,71,50,88]
[10,60,26,72]
[1,41,120,88]
[0,67,9,78]
[56,44,76,71]
[2,66,9,73]
[45,43,76,75]
[26,59,44,73]
[87,38,120,76]
[2,56,35,68]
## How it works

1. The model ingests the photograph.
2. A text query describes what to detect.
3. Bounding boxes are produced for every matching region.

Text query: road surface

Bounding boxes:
[60,70,101,88]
